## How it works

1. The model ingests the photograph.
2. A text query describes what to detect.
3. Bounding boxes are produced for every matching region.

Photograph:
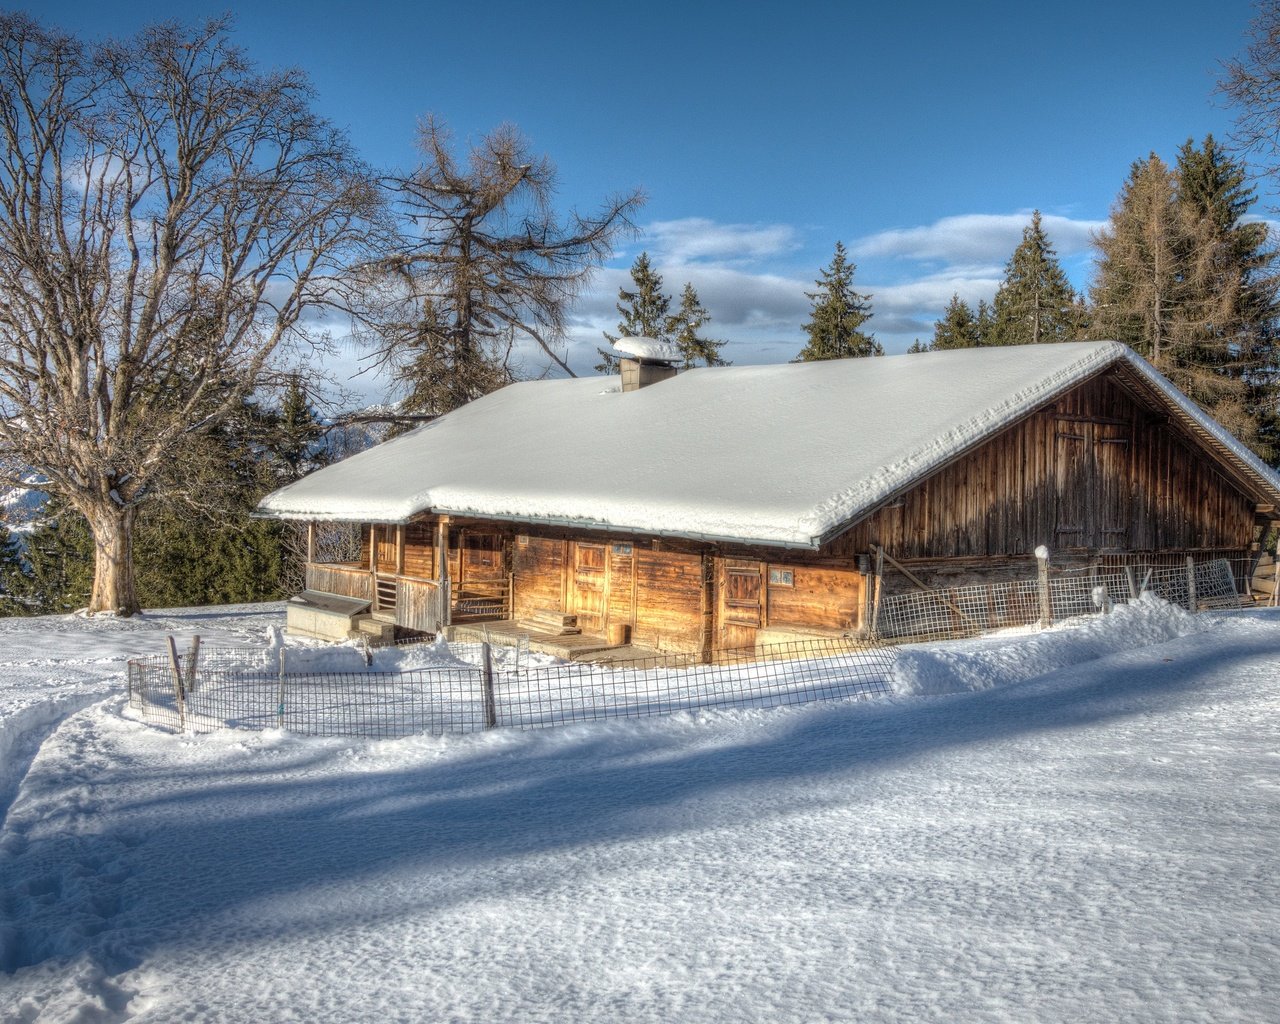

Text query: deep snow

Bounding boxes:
[1,600,1278,1022]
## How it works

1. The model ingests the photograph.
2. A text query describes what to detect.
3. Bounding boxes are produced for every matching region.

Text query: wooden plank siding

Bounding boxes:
[827,373,1256,566]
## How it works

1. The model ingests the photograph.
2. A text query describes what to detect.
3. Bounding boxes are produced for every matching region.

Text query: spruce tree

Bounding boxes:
[596,253,672,372]
[989,211,1078,346]
[2,498,95,614]
[596,255,727,372]
[795,242,881,360]
[666,282,729,368]
[932,294,983,349]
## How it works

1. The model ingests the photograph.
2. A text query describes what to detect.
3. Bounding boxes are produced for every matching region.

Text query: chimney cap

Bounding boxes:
[613,335,682,364]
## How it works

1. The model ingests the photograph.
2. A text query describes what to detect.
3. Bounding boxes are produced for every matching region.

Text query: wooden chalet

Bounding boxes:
[258,342,1280,655]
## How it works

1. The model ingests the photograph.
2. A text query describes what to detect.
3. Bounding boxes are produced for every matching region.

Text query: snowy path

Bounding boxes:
[1,604,1278,1022]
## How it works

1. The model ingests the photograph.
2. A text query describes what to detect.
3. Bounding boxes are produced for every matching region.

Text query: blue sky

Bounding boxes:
[28,0,1269,395]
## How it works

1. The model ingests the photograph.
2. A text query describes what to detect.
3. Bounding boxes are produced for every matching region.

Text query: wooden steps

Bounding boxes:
[353,614,396,644]
[519,609,580,635]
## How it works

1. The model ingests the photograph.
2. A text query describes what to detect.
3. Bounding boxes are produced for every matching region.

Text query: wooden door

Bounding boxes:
[460,530,506,597]
[1094,423,1132,549]
[718,559,763,651]
[1053,422,1089,549]
[572,542,607,634]
[374,525,398,572]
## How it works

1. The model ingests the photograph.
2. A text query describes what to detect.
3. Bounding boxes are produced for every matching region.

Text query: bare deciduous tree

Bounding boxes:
[0,15,379,613]
[364,117,643,415]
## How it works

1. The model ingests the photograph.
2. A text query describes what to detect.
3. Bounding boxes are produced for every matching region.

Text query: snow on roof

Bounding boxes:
[258,342,1280,548]
[612,335,683,362]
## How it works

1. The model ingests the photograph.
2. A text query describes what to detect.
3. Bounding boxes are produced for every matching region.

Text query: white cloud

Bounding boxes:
[638,217,802,265]
[854,212,1105,269]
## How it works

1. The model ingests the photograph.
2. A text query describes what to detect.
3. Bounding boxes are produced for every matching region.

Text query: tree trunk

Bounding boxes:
[84,504,141,616]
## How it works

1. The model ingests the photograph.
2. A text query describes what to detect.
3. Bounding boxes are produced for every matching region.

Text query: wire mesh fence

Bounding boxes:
[127,635,899,739]
[126,555,1248,739]
[874,556,1242,643]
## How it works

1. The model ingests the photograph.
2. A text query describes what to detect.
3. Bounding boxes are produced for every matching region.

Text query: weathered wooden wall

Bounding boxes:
[513,535,566,619]
[828,373,1256,565]
[632,547,704,653]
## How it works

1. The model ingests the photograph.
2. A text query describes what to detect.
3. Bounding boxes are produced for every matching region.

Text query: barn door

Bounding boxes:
[718,559,763,651]
[1094,423,1132,549]
[572,542,606,634]
[1054,423,1089,548]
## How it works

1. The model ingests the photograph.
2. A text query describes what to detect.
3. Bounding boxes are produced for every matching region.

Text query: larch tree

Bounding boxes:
[795,242,881,361]
[989,211,1079,346]
[1089,155,1191,371]
[368,116,643,414]
[0,15,378,614]
[1091,144,1278,455]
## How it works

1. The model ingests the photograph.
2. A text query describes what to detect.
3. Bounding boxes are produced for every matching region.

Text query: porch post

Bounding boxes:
[437,517,452,625]
[396,524,405,575]
[306,522,315,564]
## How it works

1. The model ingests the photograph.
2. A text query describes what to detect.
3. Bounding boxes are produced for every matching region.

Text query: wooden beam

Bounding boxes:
[879,547,983,631]
[306,522,315,564]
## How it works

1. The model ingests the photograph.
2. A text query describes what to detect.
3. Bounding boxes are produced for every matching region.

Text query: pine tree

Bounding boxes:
[976,299,996,344]
[271,376,332,483]
[2,498,95,614]
[795,242,881,360]
[989,211,1079,346]
[906,339,930,353]
[596,253,672,372]
[666,283,729,368]
[595,256,726,372]
[932,294,983,349]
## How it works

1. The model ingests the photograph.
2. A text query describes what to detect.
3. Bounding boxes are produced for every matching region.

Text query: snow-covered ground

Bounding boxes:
[1,600,1277,1022]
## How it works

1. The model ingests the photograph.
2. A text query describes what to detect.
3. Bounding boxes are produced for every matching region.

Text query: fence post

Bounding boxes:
[276,646,287,729]
[1186,556,1198,612]
[481,641,497,729]
[1035,546,1052,628]
[185,636,201,694]
[1124,565,1138,601]
[166,636,186,732]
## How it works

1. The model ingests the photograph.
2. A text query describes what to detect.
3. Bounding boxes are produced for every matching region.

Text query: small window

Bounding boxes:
[769,567,795,587]
[612,543,633,556]
[518,534,529,547]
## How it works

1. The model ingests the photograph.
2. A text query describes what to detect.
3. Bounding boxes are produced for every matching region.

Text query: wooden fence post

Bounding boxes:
[166,636,186,732]
[1186,556,1198,612]
[1124,565,1138,602]
[276,647,287,729]
[1035,546,1052,628]
[481,641,497,729]
[185,636,201,695]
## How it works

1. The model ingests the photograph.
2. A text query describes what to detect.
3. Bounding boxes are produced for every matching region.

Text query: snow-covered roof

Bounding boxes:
[258,342,1280,548]
[613,335,683,362]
